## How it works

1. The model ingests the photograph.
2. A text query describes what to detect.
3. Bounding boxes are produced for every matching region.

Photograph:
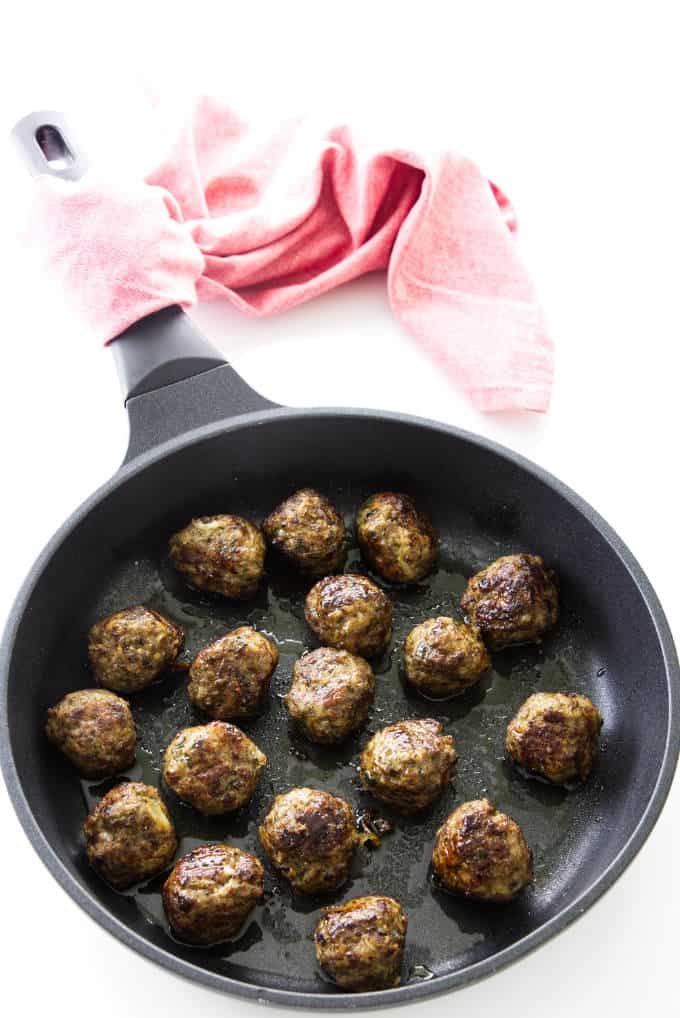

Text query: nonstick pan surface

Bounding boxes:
[2,396,679,1010]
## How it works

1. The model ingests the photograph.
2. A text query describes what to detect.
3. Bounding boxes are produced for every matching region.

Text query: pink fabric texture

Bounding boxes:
[32,97,553,411]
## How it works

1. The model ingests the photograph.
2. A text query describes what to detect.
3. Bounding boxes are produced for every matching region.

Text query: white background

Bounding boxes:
[1,2,679,1015]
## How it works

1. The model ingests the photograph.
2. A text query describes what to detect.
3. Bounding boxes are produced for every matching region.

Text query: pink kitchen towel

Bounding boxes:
[31,96,554,412]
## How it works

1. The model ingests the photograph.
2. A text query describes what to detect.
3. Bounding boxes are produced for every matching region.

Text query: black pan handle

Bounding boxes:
[11,111,267,410]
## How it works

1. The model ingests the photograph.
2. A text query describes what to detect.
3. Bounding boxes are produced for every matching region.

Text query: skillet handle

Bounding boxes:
[11,110,247,404]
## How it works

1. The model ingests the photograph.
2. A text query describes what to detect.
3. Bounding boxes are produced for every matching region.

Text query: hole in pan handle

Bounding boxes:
[34,123,75,171]
[10,109,247,408]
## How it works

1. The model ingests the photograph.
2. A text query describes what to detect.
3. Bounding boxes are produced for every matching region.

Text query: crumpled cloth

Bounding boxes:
[30,96,553,411]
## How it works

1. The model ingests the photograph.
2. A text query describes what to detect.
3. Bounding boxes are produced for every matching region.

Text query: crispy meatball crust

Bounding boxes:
[259,787,358,894]
[285,648,375,744]
[356,492,438,584]
[169,515,266,600]
[83,781,177,890]
[506,692,603,785]
[163,722,266,815]
[187,626,279,720]
[314,895,407,991]
[305,574,393,658]
[45,689,136,778]
[432,798,533,902]
[461,554,559,650]
[403,617,490,698]
[162,843,264,945]
[263,488,346,576]
[88,606,183,693]
[359,718,457,813]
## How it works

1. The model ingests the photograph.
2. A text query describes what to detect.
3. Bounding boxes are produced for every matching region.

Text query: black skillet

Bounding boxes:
[2,111,678,1010]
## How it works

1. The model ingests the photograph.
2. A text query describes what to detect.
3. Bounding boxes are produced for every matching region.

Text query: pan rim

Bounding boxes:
[2,404,678,1010]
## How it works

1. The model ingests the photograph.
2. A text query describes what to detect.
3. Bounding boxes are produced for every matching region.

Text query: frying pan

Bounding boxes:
[2,110,679,1011]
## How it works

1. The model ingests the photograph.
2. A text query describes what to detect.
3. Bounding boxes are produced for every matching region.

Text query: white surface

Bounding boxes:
[1,2,679,1015]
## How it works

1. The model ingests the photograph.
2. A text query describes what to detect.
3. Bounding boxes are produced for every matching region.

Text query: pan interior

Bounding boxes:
[3,413,671,999]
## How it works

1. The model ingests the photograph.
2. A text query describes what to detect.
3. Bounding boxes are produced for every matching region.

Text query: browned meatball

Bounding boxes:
[169,515,266,600]
[356,492,438,583]
[45,689,136,778]
[285,648,375,744]
[83,782,177,890]
[259,787,358,894]
[88,606,183,693]
[432,798,533,902]
[314,895,407,991]
[403,617,490,698]
[163,722,266,815]
[263,488,346,575]
[162,843,264,945]
[506,692,603,785]
[359,719,457,813]
[187,626,279,720]
[461,554,559,650]
[305,574,392,658]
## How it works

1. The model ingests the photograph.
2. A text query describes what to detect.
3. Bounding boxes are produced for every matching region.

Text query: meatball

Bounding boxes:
[356,492,438,584]
[163,722,266,815]
[162,843,264,945]
[83,782,177,889]
[187,626,279,720]
[403,617,490,698]
[359,718,457,813]
[314,895,407,992]
[45,689,136,778]
[506,691,603,785]
[263,488,346,575]
[285,648,375,744]
[461,553,559,650]
[88,605,183,693]
[432,798,533,903]
[169,514,266,600]
[259,787,358,894]
[305,574,392,658]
